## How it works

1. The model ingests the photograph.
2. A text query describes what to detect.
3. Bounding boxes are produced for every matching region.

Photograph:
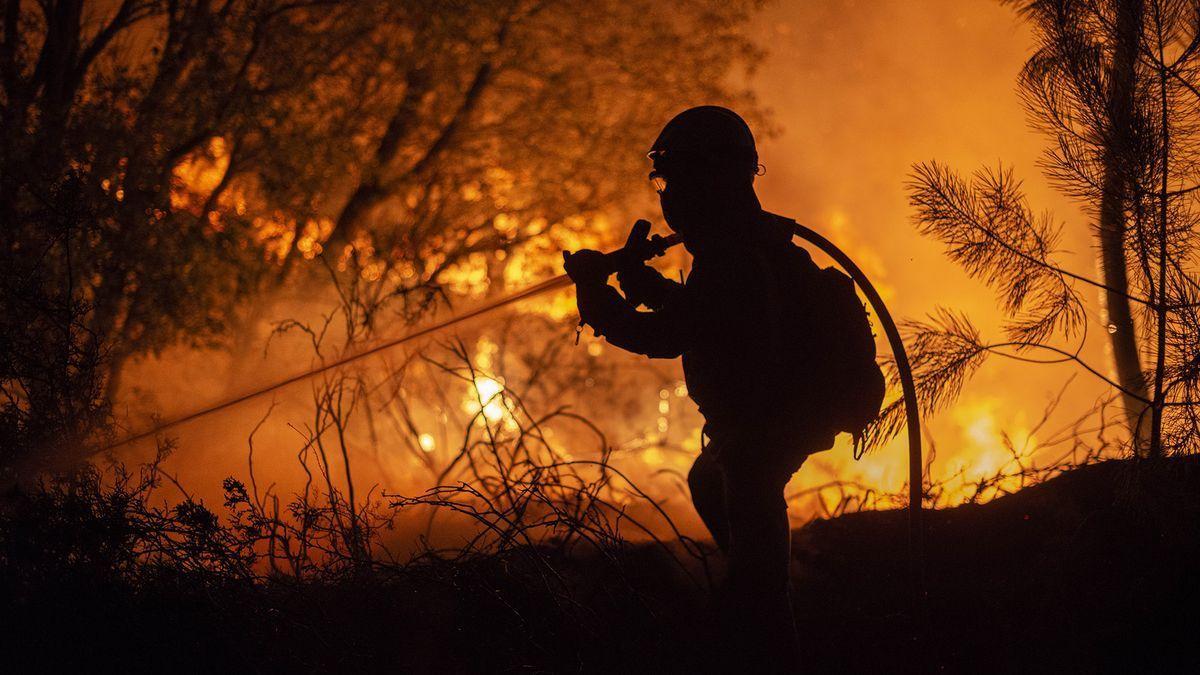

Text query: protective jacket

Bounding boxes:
[576,211,837,449]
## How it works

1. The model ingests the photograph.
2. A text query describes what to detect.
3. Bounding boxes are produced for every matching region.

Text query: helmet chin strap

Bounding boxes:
[666,190,762,245]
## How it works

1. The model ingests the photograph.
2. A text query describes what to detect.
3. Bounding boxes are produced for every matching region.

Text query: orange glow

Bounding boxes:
[171,138,231,209]
[116,1,1129,550]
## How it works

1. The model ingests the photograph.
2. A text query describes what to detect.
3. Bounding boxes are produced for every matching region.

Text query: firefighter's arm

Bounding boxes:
[574,281,690,358]
[616,264,683,310]
[563,248,691,358]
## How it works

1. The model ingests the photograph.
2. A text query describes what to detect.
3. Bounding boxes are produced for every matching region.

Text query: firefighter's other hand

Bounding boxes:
[562,249,610,286]
[617,264,668,307]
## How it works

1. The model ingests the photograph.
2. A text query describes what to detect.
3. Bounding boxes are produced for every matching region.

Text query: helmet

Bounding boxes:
[647,106,758,173]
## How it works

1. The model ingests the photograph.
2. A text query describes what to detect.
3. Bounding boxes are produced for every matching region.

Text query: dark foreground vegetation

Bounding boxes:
[2,455,1198,674]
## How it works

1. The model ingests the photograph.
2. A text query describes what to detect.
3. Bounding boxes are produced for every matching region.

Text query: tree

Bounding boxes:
[0,0,768,472]
[1,1,379,392]
[0,0,373,471]
[894,0,1200,458]
[261,0,772,334]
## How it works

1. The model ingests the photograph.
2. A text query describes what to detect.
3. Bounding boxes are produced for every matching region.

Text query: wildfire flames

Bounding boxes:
[114,0,1126,546]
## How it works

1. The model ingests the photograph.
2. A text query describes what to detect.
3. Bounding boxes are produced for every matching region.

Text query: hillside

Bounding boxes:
[794,456,1200,672]
[3,457,1198,673]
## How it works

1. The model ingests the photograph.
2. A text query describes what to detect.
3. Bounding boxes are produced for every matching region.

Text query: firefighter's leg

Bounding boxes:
[687,450,731,553]
[720,450,804,670]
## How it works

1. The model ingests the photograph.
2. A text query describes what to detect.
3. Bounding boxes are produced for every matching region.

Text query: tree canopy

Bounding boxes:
[0,0,768,471]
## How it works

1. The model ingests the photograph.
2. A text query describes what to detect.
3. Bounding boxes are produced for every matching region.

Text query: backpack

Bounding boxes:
[762,243,886,455]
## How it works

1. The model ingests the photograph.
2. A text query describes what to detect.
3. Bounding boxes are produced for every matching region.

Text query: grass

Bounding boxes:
[3,453,1199,673]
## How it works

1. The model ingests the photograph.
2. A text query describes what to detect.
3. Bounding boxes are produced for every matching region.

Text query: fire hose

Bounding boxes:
[98,213,925,627]
[782,217,927,637]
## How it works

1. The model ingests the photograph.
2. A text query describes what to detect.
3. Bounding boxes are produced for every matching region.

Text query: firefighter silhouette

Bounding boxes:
[563,106,884,670]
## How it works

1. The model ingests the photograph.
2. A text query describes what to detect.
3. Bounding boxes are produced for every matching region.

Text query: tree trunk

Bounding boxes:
[1098,0,1150,454]
[1148,0,1169,458]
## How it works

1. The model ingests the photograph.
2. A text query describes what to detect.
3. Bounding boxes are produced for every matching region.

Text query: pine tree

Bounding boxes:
[892,0,1200,458]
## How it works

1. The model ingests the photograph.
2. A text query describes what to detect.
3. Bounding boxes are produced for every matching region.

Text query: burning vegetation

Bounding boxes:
[3,0,1200,671]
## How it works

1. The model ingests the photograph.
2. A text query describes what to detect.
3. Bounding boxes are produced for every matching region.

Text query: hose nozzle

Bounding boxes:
[598,219,681,273]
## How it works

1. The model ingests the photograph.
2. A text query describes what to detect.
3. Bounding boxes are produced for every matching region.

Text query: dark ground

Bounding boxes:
[3,456,1199,673]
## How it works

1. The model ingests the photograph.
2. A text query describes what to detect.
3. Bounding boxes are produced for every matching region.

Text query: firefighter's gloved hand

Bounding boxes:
[562,249,611,286]
[617,263,670,308]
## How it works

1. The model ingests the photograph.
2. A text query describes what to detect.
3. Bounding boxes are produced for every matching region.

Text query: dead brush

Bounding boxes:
[388,337,713,582]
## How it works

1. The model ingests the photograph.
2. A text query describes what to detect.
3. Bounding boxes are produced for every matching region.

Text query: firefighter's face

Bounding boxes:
[655,169,699,235]
[651,157,741,236]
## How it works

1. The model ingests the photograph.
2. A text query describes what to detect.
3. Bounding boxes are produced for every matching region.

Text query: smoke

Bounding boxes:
[747,0,1112,507]
[111,1,1117,550]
